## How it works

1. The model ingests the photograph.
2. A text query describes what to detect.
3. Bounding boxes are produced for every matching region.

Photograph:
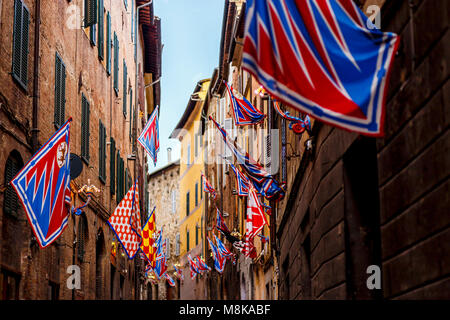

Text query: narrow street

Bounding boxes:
[0,0,448,304]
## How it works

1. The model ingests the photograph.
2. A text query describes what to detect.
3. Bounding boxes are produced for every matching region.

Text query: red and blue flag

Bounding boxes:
[214,234,233,259]
[138,105,160,166]
[210,116,285,201]
[10,118,72,248]
[226,160,251,197]
[216,207,230,234]
[202,172,217,200]
[195,256,211,273]
[225,81,265,126]
[165,273,176,287]
[242,0,400,136]
[207,237,226,274]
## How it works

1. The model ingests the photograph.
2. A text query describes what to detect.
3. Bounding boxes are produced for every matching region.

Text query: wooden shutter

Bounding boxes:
[113,33,119,94]
[3,156,20,217]
[98,0,104,60]
[81,94,90,163]
[106,12,111,74]
[186,192,190,216]
[116,150,121,203]
[54,53,66,128]
[84,0,97,27]
[12,0,29,89]
[123,60,127,116]
[99,120,106,183]
[110,138,116,195]
[129,90,133,140]
[90,23,96,46]
[195,183,198,207]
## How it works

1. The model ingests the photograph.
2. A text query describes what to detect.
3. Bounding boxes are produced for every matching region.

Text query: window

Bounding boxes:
[97,0,104,60]
[171,190,176,214]
[84,0,97,27]
[165,238,170,259]
[129,90,133,140]
[113,32,119,95]
[200,175,203,199]
[195,224,199,246]
[3,152,22,217]
[77,214,88,262]
[106,12,111,74]
[186,229,190,252]
[116,150,122,203]
[90,23,96,46]
[0,270,20,300]
[123,59,127,116]
[110,138,116,195]
[98,120,106,183]
[54,53,66,128]
[48,281,59,300]
[195,182,198,207]
[186,145,191,166]
[186,192,190,216]
[12,0,30,90]
[81,94,90,163]
[175,233,180,256]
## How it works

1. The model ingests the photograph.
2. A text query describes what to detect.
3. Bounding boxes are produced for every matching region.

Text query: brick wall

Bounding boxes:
[277,0,449,300]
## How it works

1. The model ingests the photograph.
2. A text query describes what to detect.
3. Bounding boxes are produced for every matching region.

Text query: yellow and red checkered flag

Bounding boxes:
[140,207,157,268]
[108,181,142,259]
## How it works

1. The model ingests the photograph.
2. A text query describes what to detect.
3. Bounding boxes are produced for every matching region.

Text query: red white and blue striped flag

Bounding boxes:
[138,105,160,166]
[216,207,230,234]
[207,237,226,274]
[226,159,251,197]
[214,234,233,259]
[225,82,265,126]
[242,0,400,136]
[202,172,217,200]
[10,118,73,248]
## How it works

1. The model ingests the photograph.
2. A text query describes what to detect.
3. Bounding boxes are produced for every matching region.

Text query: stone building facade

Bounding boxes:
[146,158,181,300]
[0,0,161,300]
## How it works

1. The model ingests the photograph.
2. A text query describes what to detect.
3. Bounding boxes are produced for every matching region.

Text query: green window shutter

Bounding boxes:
[84,0,97,27]
[195,183,198,207]
[116,150,120,202]
[81,94,90,163]
[129,91,133,140]
[98,0,104,60]
[186,192,190,216]
[54,53,66,128]
[90,23,96,46]
[3,156,20,217]
[12,0,29,90]
[106,12,111,74]
[123,60,127,116]
[186,230,190,252]
[110,137,116,195]
[99,120,106,183]
[113,33,119,94]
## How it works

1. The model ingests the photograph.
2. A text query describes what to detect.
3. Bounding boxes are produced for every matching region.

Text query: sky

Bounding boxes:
[149,0,224,174]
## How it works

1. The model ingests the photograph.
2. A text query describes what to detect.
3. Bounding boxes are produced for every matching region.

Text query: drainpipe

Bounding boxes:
[31,0,41,153]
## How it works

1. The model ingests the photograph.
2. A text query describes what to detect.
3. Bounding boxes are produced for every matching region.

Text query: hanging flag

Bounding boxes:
[225,81,265,126]
[188,254,200,280]
[210,116,285,201]
[226,159,251,196]
[242,0,400,137]
[216,207,230,234]
[174,264,184,281]
[107,181,142,259]
[195,256,211,273]
[10,118,73,248]
[202,172,217,200]
[138,105,160,166]
[140,207,157,268]
[246,186,268,240]
[214,234,233,259]
[165,273,176,287]
[273,100,312,135]
[207,237,226,274]
[153,229,168,279]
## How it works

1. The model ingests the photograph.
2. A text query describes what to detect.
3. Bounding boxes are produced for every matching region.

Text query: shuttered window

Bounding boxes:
[12,0,29,90]
[186,229,190,252]
[186,192,190,216]
[81,94,90,163]
[98,0,104,60]
[77,215,88,262]
[113,33,119,95]
[129,90,133,140]
[84,0,97,27]
[123,59,127,116]
[116,152,125,203]
[110,137,116,195]
[195,224,199,246]
[54,53,66,128]
[106,12,111,75]
[116,150,121,203]
[90,23,96,46]
[195,182,198,207]
[175,233,180,256]
[3,154,21,217]
[98,120,106,183]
